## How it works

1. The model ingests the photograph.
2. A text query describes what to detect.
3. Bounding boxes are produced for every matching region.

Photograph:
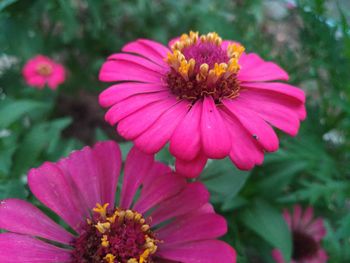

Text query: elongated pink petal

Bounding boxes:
[57,146,102,212]
[104,92,170,125]
[170,101,202,161]
[175,153,208,178]
[120,147,154,209]
[133,172,186,214]
[107,53,167,73]
[301,206,314,227]
[0,233,72,263]
[156,213,227,245]
[122,39,170,67]
[150,182,209,226]
[134,101,189,154]
[238,87,306,120]
[223,99,279,152]
[201,96,231,158]
[28,163,86,232]
[99,82,167,107]
[117,96,178,140]
[242,82,305,103]
[99,55,163,83]
[0,199,74,244]
[92,141,122,208]
[141,162,172,190]
[233,93,300,136]
[157,240,236,263]
[220,110,264,170]
[238,53,289,82]
[292,205,302,229]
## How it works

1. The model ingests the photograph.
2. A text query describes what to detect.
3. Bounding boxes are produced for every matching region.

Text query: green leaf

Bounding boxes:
[201,158,250,205]
[0,0,18,11]
[0,178,27,199]
[0,99,48,128]
[240,200,292,261]
[12,118,72,176]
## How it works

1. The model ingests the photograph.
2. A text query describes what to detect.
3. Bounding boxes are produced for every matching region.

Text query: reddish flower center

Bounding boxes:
[292,230,319,260]
[165,31,244,103]
[36,63,53,76]
[71,203,158,263]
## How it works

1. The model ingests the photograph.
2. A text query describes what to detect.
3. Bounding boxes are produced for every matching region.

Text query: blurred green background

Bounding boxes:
[0,0,350,262]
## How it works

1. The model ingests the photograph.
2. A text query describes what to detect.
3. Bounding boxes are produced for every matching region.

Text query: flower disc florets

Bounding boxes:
[165,31,245,103]
[292,230,319,260]
[72,203,158,263]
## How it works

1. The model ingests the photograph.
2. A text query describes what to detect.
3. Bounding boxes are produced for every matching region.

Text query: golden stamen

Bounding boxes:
[101,235,109,247]
[104,253,116,263]
[93,203,109,218]
[95,222,111,234]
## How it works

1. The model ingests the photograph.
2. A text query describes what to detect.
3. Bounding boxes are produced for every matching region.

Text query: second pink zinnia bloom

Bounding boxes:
[22,55,66,90]
[99,31,306,177]
[0,141,235,262]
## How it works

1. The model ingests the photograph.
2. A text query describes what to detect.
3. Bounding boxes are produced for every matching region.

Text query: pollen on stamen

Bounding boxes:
[165,31,245,103]
[71,203,159,263]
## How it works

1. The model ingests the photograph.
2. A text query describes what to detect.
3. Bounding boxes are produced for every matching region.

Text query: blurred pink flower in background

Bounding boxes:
[99,31,306,178]
[22,55,66,90]
[272,205,328,263]
[0,141,236,263]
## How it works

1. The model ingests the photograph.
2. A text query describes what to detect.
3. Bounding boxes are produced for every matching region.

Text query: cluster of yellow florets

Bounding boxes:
[166,31,245,85]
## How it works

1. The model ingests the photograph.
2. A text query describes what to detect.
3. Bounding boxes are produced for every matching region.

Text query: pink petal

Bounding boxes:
[306,218,326,241]
[223,99,279,152]
[117,96,178,140]
[28,163,87,232]
[156,213,227,245]
[271,249,285,263]
[107,53,167,72]
[242,82,305,103]
[238,53,289,82]
[92,141,122,208]
[0,199,74,245]
[292,205,302,229]
[119,146,154,209]
[157,240,236,263]
[175,153,208,178]
[201,96,231,158]
[222,109,264,170]
[99,82,167,107]
[0,233,72,262]
[134,100,189,154]
[141,161,172,190]
[57,146,102,212]
[99,54,163,83]
[238,86,306,120]
[122,39,170,67]
[27,76,46,88]
[104,92,170,125]
[235,92,301,136]
[301,206,314,227]
[169,101,202,161]
[133,172,186,214]
[150,182,209,226]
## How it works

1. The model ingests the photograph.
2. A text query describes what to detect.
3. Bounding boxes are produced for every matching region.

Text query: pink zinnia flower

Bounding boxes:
[0,141,236,262]
[272,205,328,263]
[22,55,66,90]
[99,31,306,177]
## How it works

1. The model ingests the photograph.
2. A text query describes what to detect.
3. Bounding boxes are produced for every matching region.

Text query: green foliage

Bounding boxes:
[0,0,350,262]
